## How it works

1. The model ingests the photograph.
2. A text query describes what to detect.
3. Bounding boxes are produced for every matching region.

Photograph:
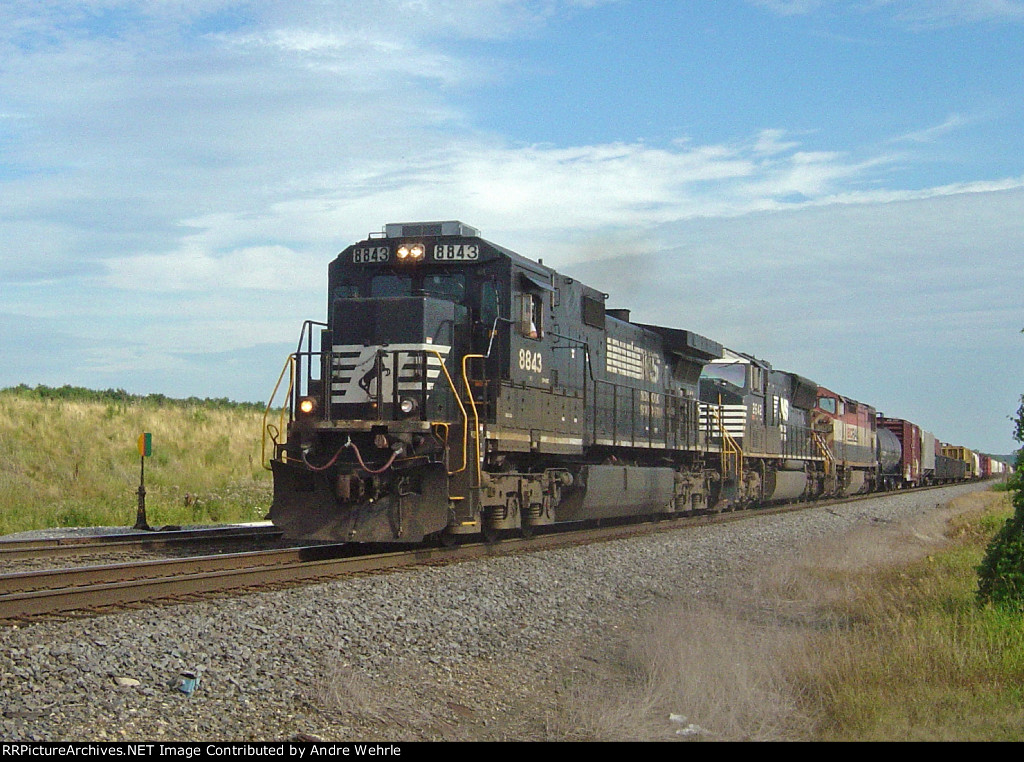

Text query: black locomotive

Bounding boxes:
[265,221,948,544]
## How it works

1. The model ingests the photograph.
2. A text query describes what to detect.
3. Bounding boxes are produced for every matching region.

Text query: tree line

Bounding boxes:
[2,383,266,412]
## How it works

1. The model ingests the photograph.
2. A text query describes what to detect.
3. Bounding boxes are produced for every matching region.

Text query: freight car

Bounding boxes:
[264,222,968,544]
[934,452,969,483]
[877,416,922,489]
[942,445,980,478]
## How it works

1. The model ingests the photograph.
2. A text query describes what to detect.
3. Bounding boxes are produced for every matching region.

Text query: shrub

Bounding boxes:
[977,395,1024,609]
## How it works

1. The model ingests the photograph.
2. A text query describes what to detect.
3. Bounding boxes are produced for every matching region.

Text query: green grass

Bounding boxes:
[0,385,275,535]
[795,491,1024,741]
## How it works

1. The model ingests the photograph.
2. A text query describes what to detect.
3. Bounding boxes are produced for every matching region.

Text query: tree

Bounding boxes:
[976,392,1024,609]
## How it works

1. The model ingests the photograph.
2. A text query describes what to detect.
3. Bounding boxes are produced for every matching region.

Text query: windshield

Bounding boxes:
[701,362,747,389]
[368,273,466,303]
[371,274,412,297]
[422,274,466,301]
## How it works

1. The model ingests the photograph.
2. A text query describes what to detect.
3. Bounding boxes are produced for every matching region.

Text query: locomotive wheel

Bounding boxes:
[438,529,460,548]
[482,523,500,544]
[520,523,535,539]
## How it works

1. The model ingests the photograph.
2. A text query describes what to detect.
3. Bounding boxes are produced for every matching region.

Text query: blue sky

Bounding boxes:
[1,0,1021,454]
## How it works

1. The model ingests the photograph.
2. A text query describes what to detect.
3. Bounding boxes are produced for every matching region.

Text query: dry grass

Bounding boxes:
[561,603,815,741]
[313,664,384,717]
[306,661,457,739]
[300,491,1020,742]
[0,392,272,534]
[559,490,1023,742]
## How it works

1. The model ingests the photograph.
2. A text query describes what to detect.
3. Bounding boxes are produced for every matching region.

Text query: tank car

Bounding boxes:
[877,416,922,489]
[876,424,903,489]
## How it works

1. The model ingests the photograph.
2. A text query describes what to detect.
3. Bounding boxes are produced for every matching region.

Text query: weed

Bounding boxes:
[0,386,273,534]
[558,490,1024,742]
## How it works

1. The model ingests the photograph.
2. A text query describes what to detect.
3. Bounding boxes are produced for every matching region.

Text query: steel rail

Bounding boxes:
[0,540,497,620]
[0,481,989,622]
[0,544,353,596]
[0,524,282,561]
[0,521,674,620]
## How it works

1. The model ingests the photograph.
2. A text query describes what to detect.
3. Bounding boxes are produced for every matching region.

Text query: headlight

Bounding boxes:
[396,243,425,261]
[399,397,418,415]
[298,396,317,415]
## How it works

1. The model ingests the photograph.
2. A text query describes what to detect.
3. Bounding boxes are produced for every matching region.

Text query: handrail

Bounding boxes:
[706,400,743,481]
[428,349,470,476]
[262,355,296,470]
[293,320,327,417]
[812,431,835,476]
[461,354,485,488]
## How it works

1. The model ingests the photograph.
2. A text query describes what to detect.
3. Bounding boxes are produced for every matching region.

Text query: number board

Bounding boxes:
[432,244,479,261]
[352,246,390,263]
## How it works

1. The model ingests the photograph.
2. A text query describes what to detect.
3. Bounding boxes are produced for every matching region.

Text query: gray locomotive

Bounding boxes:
[266,221,897,544]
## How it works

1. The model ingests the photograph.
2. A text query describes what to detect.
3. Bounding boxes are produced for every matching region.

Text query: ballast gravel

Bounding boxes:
[0,482,994,742]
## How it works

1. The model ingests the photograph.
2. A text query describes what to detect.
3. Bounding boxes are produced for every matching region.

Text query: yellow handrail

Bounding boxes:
[461,354,485,488]
[261,355,296,470]
[812,431,834,476]
[708,400,743,481]
[428,350,470,477]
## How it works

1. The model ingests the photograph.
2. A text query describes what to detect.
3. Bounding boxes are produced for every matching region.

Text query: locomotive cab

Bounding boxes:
[812,387,879,494]
[327,295,465,423]
[698,351,768,451]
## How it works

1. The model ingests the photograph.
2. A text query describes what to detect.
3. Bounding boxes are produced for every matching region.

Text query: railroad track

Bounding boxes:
[0,482,986,624]
[0,534,519,622]
[0,513,720,622]
[0,523,283,562]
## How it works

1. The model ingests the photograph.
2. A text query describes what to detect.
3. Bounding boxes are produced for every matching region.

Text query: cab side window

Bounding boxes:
[480,281,499,329]
[519,292,544,339]
[750,365,763,393]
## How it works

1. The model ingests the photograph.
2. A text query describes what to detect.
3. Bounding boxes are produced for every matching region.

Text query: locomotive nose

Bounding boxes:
[327,295,459,423]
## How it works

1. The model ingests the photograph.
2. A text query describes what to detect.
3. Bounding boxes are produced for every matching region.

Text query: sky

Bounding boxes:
[1,0,1021,455]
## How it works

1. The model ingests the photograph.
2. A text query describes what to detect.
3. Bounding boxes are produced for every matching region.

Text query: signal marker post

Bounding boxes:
[135,432,153,530]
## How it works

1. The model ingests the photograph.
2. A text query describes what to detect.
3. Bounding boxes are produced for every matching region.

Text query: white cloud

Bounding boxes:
[751,129,804,156]
[750,0,825,16]
[752,0,1024,24]
[71,128,919,294]
[892,113,974,144]
[106,242,318,293]
[874,0,1024,26]
[7,0,1010,294]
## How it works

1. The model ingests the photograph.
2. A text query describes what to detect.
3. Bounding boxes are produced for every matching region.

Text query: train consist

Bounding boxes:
[265,221,1005,544]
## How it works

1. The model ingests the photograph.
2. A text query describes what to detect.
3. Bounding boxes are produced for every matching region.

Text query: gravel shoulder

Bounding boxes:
[0,482,995,742]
